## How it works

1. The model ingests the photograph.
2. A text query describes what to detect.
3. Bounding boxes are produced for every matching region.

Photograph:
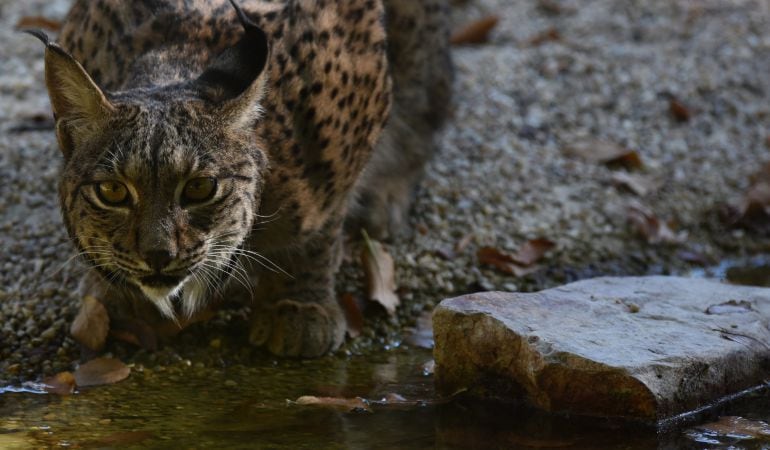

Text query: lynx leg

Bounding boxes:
[348,0,453,240]
[249,226,346,358]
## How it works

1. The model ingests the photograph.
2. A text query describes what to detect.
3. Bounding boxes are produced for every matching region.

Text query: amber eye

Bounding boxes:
[96,181,129,206]
[183,177,217,204]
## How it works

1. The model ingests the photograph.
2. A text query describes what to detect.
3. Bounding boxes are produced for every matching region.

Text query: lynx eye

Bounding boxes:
[96,181,129,206]
[183,177,217,204]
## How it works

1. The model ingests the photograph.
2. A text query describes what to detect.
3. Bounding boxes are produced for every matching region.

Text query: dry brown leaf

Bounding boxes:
[294,396,372,413]
[510,238,556,266]
[694,416,770,440]
[610,172,658,196]
[627,202,683,244]
[15,16,62,31]
[70,295,109,352]
[450,16,500,45]
[477,238,554,276]
[527,27,561,46]
[74,357,130,387]
[669,98,692,122]
[477,247,541,277]
[340,292,364,338]
[42,371,76,395]
[565,139,643,169]
[361,235,400,315]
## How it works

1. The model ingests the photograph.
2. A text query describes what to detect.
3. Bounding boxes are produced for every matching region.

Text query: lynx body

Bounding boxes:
[37,0,451,357]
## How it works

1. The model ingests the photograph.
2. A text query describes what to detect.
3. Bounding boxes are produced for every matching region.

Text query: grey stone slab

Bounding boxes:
[433,276,770,422]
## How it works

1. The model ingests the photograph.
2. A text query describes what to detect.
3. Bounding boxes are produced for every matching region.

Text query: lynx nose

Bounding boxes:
[145,250,174,272]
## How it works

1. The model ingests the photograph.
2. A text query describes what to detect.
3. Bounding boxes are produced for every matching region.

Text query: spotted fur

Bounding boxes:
[40,0,451,357]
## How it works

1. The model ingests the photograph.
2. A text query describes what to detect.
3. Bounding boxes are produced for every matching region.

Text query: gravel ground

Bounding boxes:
[1,0,769,384]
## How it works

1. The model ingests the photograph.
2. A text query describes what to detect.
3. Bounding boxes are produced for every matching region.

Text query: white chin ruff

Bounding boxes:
[139,276,208,321]
[139,284,183,320]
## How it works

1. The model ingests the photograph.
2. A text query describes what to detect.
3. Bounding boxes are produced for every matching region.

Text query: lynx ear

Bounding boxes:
[26,30,115,159]
[196,0,269,128]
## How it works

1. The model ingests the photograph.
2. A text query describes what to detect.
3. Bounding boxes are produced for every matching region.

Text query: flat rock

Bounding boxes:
[433,276,770,422]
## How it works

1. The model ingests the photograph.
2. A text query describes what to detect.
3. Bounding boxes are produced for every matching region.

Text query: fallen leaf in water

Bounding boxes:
[340,292,364,338]
[361,232,400,315]
[70,295,109,352]
[42,371,76,395]
[294,396,372,413]
[706,300,754,315]
[527,27,561,46]
[74,357,130,387]
[669,98,693,122]
[565,139,643,169]
[627,202,683,244]
[611,172,658,197]
[16,16,62,31]
[692,416,770,440]
[450,16,500,45]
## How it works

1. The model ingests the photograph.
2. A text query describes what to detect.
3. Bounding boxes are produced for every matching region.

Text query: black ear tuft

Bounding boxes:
[23,28,50,46]
[197,1,269,102]
[229,0,255,30]
[24,28,78,60]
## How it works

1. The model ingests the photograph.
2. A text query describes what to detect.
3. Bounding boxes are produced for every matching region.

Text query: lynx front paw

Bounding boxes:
[249,299,345,358]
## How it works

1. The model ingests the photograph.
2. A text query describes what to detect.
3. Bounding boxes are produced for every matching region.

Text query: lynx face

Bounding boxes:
[33,11,269,318]
[61,99,264,318]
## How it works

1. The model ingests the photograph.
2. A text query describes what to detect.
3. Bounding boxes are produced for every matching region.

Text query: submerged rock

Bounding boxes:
[433,276,770,422]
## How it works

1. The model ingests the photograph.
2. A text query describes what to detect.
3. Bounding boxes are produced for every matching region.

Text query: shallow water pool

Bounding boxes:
[4,258,770,448]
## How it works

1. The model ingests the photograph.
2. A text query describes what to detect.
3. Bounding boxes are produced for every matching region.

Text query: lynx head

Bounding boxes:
[29,6,269,319]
